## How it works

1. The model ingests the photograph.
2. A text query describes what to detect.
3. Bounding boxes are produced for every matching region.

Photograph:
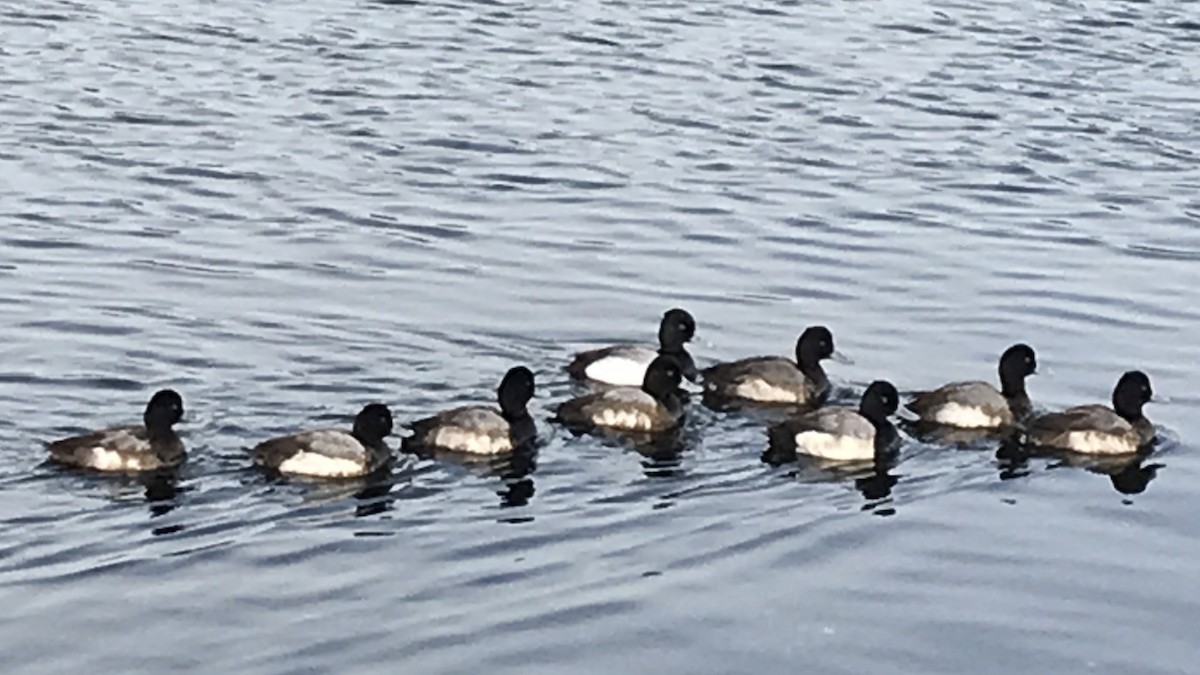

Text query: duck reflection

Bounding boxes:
[762,441,900,509]
[141,469,181,519]
[1050,451,1165,496]
[562,423,693,479]
[995,440,1166,496]
[353,468,398,518]
[405,445,539,508]
[635,427,692,479]
[994,436,1031,481]
[905,420,1021,449]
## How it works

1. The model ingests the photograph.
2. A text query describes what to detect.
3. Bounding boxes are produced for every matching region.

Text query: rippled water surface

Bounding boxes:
[3,0,1199,672]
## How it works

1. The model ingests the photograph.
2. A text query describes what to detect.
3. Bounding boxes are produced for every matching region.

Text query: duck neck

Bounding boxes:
[660,390,682,414]
[644,381,681,412]
[352,424,386,449]
[999,367,1027,399]
[658,342,687,357]
[501,402,530,423]
[144,417,176,442]
[798,356,828,388]
[1113,394,1145,425]
[796,340,827,377]
[858,400,891,435]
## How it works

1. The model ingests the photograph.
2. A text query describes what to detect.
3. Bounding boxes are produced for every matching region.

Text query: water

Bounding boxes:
[2,0,1199,672]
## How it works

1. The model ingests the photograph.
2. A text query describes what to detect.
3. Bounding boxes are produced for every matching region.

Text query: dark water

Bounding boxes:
[3,0,1199,672]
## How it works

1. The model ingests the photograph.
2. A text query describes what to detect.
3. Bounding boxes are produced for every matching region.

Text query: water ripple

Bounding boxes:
[1,0,1198,673]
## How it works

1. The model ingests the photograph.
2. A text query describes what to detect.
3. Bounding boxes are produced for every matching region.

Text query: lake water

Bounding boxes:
[2,0,1199,672]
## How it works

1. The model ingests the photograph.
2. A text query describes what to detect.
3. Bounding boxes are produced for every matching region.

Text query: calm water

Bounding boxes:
[2,0,1199,672]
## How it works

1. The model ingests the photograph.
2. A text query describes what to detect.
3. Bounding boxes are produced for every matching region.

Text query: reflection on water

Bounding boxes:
[1,0,1199,672]
[403,445,540,510]
[994,442,1168,498]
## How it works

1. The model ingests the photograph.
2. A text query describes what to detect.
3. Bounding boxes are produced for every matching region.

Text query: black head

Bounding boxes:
[859,380,900,424]
[658,308,696,351]
[1112,370,1152,422]
[642,355,683,400]
[144,389,184,432]
[998,343,1037,395]
[795,326,836,368]
[352,403,394,445]
[497,366,536,419]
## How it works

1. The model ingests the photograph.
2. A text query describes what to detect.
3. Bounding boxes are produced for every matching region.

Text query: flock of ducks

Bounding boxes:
[43,308,1158,479]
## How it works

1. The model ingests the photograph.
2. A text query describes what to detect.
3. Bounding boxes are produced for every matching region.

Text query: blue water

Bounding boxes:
[2,1,1198,673]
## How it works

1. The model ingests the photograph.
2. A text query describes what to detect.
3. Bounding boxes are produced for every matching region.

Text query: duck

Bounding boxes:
[46,389,186,472]
[701,325,844,406]
[566,308,698,386]
[1024,370,1155,455]
[906,343,1037,429]
[252,403,394,478]
[767,380,900,462]
[556,356,684,433]
[404,366,537,456]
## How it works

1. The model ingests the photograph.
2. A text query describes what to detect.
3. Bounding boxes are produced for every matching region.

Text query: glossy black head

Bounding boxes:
[642,355,684,401]
[658,308,696,351]
[998,343,1037,396]
[859,380,900,425]
[353,403,394,445]
[795,326,836,369]
[498,366,536,419]
[144,389,184,433]
[1112,370,1152,422]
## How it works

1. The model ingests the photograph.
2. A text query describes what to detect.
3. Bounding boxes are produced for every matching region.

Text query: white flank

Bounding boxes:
[430,426,512,455]
[1063,431,1137,456]
[86,447,151,472]
[932,403,1003,429]
[278,451,366,477]
[585,354,652,387]
[734,379,802,403]
[794,431,875,461]
[594,408,654,431]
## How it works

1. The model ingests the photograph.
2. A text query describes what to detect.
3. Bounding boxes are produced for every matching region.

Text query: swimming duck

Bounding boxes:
[556,356,684,433]
[702,325,844,406]
[252,403,394,478]
[566,308,698,386]
[907,344,1037,429]
[405,366,537,456]
[768,380,900,462]
[1025,370,1154,455]
[46,389,185,472]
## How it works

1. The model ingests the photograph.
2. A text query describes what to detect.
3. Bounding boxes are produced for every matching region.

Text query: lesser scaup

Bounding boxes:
[1025,370,1154,455]
[556,356,684,433]
[566,308,698,386]
[46,389,185,472]
[252,403,394,478]
[405,366,537,456]
[768,380,900,462]
[907,343,1037,429]
[702,325,844,406]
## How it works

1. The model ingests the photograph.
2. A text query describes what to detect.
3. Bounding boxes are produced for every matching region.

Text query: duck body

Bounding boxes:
[704,356,828,405]
[907,381,1021,428]
[253,403,393,478]
[557,356,684,433]
[567,345,697,387]
[46,389,186,473]
[768,380,900,462]
[567,308,698,386]
[47,424,185,472]
[406,366,537,456]
[1025,370,1154,456]
[702,326,840,407]
[1027,406,1143,455]
[907,344,1037,429]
